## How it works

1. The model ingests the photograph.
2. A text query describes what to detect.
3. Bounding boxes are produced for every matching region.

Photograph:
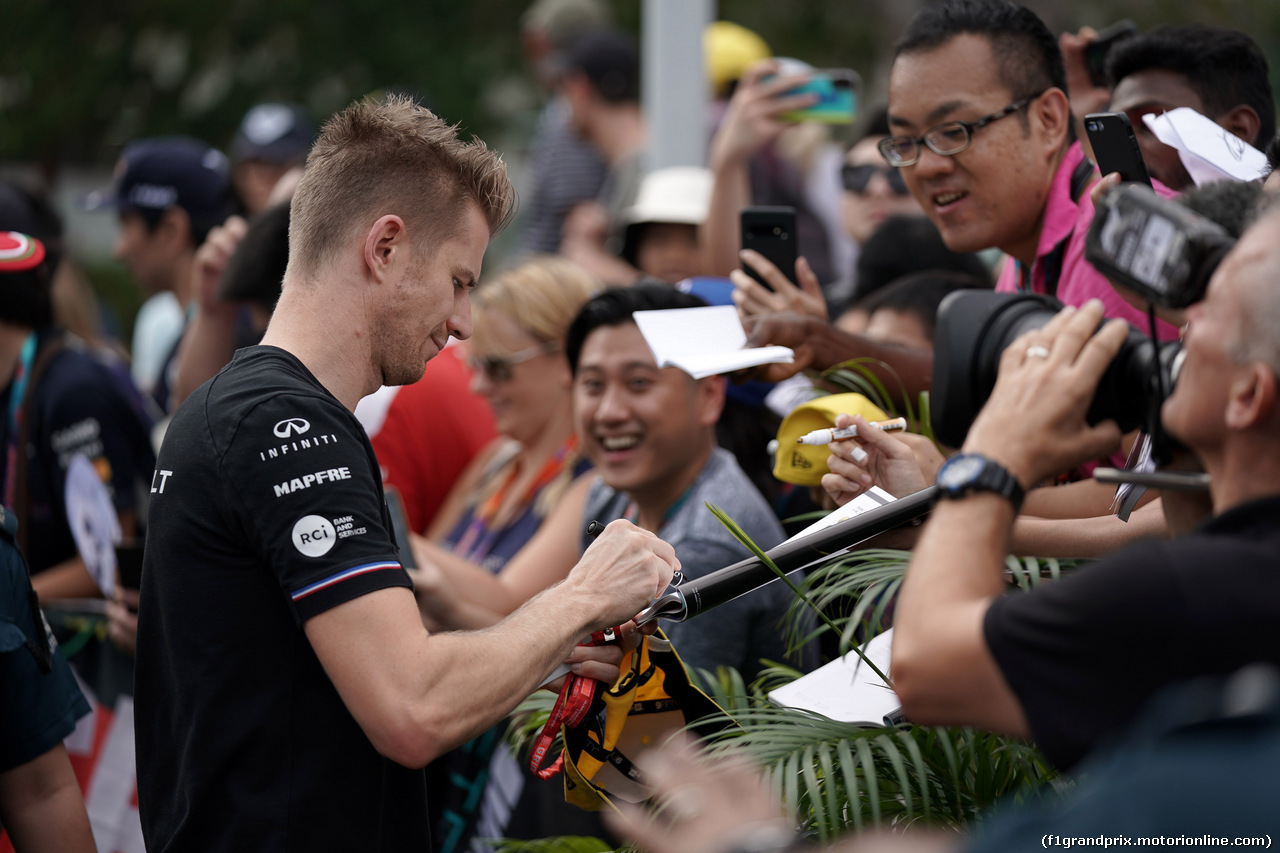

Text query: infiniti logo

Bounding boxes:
[274,418,311,439]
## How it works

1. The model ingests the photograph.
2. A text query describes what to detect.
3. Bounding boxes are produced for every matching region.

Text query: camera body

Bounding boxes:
[931,290,1183,450]
[1085,183,1234,309]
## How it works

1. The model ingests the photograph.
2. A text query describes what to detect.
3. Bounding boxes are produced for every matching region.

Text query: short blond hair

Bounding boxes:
[287,94,515,277]
[473,255,598,344]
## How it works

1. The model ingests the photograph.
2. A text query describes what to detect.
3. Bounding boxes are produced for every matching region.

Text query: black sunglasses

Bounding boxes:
[467,340,560,383]
[841,163,910,196]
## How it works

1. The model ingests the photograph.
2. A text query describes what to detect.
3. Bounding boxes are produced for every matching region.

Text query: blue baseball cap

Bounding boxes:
[231,103,315,166]
[84,136,233,221]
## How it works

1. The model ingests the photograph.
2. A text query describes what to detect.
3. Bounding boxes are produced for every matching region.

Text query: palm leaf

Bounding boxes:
[700,701,1058,838]
[706,502,890,685]
[820,357,908,421]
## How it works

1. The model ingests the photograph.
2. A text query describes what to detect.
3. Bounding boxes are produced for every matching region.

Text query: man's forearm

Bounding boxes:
[892,495,1029,735]
[700,156,752,277]
[1010,500,1167,559]
[310,580,613,768]
[418,581,604,738]
[31,556,99,600]
[172,304,238,408]
[811,327,934,402]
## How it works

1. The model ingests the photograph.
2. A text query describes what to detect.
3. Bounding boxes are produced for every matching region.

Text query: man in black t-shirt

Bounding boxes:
[887,203,1280,770]
[0,219,155,599]
[134,95,678,852]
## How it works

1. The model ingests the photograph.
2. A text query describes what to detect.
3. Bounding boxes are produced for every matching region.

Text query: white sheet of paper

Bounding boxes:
[633,305,794,380]
[1143,107,1268,186]
[783,486,898,545]
[768,628,899,725]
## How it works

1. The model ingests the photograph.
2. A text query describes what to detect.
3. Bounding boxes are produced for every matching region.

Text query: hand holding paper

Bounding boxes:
[633,304,795,379]
[1143,107,1268,186]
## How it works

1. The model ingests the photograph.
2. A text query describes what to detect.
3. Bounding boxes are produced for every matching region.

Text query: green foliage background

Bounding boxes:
[3,0,1277,338]
[4,0,1279,171]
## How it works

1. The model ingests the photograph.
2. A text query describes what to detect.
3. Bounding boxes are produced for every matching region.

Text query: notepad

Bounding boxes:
[633,305,795,380]
[768,628,900,726]
[783,486,898,546]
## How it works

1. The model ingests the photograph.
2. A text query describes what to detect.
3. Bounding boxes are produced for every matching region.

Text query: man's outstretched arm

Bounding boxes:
[892,301,1128,732]
[306,519,676,768]
[744,312,934,406]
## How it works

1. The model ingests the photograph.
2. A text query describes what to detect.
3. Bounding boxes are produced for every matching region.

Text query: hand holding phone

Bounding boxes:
[739,207,798,292]
[1086,112,1152,186]
[1083,21,1137,88]
[776,69,860,125]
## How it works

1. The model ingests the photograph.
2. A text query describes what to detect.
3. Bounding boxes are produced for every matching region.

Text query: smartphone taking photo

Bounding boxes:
[1086,112,1152,186]
[740,206,798,292]
[777,69,860,125]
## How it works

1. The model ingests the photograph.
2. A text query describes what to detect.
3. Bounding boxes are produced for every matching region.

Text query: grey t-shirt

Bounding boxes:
[582,448,808,683]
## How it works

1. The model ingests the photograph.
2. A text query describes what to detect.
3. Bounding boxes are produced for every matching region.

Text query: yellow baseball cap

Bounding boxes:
[704,21,771,98]
[773,393,890,486]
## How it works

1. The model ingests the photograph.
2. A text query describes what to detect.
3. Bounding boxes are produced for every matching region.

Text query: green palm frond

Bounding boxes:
[505,690,558,757]
[699,705,1059,840]
[821,357,911,422]
[707,502,890,684]
[1006,554,1075,590]
[783,548,912,656]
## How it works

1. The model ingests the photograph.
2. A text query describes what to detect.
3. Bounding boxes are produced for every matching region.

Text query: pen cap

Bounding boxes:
[773,393,889,486]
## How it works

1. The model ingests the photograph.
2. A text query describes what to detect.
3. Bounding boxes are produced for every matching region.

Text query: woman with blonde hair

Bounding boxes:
[413,255,597,624]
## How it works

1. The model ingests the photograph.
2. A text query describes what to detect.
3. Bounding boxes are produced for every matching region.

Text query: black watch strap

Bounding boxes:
[936,453,1026,513]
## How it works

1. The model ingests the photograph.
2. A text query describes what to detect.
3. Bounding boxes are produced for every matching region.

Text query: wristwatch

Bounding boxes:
[935,453,1025,513]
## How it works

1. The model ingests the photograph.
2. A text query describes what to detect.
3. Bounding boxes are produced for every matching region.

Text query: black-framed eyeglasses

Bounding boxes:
[467,340,560,383]
[841,163,910,196]
[877,91,1045,167]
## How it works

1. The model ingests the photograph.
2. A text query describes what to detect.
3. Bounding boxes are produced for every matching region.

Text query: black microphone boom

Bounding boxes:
[634,486,938,626]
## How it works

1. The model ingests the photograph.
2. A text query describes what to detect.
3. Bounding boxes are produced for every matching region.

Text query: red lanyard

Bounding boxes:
[529,625,620,780]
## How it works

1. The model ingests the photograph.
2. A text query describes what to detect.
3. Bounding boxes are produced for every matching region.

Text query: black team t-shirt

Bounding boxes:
[984,494,1280,772]
[135,346,427,852]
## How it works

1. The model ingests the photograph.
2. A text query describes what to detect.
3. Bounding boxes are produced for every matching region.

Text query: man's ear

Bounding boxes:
[696,373,727,427]
[159,206,193,249]
[363,215,408,283]
[1033,88,1072,154]
[1225,362,1277,431]
[1220,104,1263,150]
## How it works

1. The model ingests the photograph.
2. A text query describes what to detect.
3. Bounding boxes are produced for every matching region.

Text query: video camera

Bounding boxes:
[931,184,1237,453]
[1086,182,1235,309]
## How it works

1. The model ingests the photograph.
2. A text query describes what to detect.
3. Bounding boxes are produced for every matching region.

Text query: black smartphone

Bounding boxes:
[1085,112,1152,186]
[740,206,798,292]
[1084,20,1137,88]
[384,487,417,570]
[115,541,144,590]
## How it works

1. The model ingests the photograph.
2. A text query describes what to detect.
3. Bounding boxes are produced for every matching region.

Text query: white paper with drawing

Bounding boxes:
[633,305,794,380]
[1143,107,1268,186]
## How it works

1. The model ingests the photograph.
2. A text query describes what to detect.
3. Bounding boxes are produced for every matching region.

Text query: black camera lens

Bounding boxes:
[931,291,1182,448]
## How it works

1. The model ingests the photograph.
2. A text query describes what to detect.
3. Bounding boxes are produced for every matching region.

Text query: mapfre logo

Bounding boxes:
[292,514,336,557]
[274,418,311,439]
